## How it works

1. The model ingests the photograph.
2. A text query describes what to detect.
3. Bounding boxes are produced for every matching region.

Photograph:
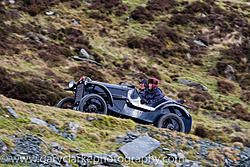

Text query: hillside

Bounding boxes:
[0,0,249,166]
[0,95,249,167]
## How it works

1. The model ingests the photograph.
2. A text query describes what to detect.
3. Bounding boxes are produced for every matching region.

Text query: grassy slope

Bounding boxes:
[0,0,249,154]
[0,95,201,167]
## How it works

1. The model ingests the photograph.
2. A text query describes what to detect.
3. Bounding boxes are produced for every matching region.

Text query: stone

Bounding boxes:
[187,53,191,60]
[127,131,141,139]
[201,13,206,18]
[7,107,19,118]
[51,142,60,148]
[143,157,164,167]
[9,0,15,4]
[87,117,96,121]
[72,56,102,66]
[79,48,90,59]
[48,124,60,133]
[177,79,208,91]
[163,148,169,152]
[72,18,80,26]
[0,139,7,155]
[65,122,79,134]
[30,118,48,126]
[45,11,55,15]
[119,136,160,160]
[193,40,207,47]
[224,65,235,80]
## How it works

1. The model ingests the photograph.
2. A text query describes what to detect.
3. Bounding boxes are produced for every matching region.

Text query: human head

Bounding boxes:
[139,79,148,90]
[148,78,159,90]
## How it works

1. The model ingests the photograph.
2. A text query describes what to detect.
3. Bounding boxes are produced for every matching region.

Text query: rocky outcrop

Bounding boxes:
[177,79,208,91]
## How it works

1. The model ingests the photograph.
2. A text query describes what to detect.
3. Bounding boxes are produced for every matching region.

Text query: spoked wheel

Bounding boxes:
[57,97,75,109]
[157,113,185,132]
[78,94,107,115]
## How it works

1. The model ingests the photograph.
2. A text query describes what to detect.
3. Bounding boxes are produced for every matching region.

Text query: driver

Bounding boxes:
[141,78,164,105]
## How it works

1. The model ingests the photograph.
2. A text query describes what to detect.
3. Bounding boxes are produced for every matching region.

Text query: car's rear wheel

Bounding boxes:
[157,113,185,132]
[78,94,107,115]
[57,97,75,109]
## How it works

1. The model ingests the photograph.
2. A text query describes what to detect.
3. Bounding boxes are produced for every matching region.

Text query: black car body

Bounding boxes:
[57,77,192,133]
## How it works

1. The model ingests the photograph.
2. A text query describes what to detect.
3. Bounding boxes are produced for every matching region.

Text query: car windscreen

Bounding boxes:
[130,89,139,99]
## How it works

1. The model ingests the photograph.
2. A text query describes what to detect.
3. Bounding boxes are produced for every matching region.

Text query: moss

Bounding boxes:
[16,118,30,124]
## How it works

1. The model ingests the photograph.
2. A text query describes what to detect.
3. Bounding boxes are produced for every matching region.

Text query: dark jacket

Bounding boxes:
[141,87,164,104]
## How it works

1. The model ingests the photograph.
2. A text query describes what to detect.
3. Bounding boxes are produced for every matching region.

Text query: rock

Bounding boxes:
[143,157,164,167]
[72,18,80,26]
[87,117,96,121]
[7,107,19,118]
[177,79,208,91]
[79,48,90,59]
[163,148,169,152]
[193,40,207,47]
[127,131,141,139]
[187,53,191,60]
[48,124,60,133]
[201,13,206,18]
[65,122,79,134]
[50,142,60,148]
[119,136,160,160]
[224,65,235,80]
[9,0,15,4]
[72,56,102,66]
[45,11,55,15]
[30,118,48,126]
[0,139,7,155]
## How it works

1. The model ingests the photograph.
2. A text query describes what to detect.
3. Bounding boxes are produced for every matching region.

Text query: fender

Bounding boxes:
[87,82,114,106]
[158,103,191,119]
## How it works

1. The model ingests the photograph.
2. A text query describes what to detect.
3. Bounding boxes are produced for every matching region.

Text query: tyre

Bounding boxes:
[157,113,185,132]
[78,94,107,115]
[57,97,75,109]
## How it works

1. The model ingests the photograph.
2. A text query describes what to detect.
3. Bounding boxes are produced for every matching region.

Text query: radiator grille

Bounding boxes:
[75,84,84,103]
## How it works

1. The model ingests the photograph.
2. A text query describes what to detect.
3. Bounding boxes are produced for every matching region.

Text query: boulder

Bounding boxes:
[193,40,207,47]
[9,0,15,4]
[224,65,235,80]
[45,11,55,15]
[178,79,208,91]
[7,107,19,118]
[72,18,80,26]
[30,118,48,126]
[79,48,90,59]
[119,136,160,160]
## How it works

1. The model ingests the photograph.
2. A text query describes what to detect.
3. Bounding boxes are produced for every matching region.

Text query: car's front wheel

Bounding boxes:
[78,94,107,115]
[157,113,185,132]
[57,97,75,109]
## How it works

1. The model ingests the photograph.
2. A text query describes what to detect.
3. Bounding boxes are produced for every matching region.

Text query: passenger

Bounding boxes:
[138,78,148,97]
[141,78,164,105]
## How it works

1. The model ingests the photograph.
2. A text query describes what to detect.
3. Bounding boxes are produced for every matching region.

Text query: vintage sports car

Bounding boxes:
[57,76,192,133]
